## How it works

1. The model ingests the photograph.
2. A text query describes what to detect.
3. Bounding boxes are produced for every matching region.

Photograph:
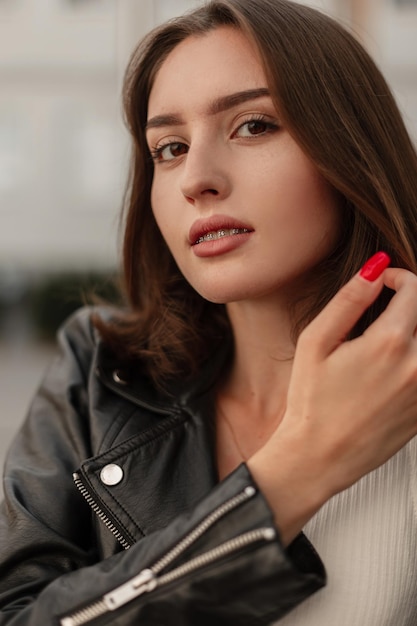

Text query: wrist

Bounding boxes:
[247,443,330,546]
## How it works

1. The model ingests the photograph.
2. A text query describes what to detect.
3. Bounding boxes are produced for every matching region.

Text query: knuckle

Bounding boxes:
[380,327,409,356]
[405,271,417,286]
[297,325,316,349]
[338,287,366,310]
[297,324,324,355]
[403,274,417,295]
[394,270,417,293]
[405,355,417,384]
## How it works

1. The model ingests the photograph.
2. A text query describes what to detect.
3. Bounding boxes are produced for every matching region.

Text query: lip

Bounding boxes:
[189,214,254,259]
[189,214,254,246]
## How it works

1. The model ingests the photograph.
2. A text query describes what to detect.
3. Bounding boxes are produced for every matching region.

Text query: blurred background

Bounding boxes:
[1,0,417,483]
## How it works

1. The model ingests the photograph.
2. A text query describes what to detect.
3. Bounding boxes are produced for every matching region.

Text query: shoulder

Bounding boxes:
[25,305,126,404]
[56,305,118,375]
[57,304,113,346]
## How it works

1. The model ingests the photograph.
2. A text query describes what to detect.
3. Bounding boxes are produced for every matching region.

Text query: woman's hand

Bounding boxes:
[248,253,417,544]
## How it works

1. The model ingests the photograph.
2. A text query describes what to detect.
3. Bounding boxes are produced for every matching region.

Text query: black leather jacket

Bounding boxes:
[0,308,325,625]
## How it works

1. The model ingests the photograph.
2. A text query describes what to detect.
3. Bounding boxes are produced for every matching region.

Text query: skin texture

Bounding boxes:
[147,26,417,546]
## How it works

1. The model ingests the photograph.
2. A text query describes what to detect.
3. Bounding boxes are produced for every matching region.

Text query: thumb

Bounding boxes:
[302,252,391,356]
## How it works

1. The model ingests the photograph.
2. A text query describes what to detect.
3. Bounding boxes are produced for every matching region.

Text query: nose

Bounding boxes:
[180,141,231,205]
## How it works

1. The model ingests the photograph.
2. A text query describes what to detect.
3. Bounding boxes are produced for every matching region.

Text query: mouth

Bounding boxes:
[189,215,254,246]
[195,228,250,244]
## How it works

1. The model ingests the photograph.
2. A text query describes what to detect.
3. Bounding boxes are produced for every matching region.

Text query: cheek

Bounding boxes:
[150,184,168,236]
[150,184,182,257]
[290,161,342,237]
[150,181,160,222]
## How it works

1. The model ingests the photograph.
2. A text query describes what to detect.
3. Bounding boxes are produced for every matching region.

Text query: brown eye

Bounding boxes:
[246,120,268,135]
[235,118,278,138]
[155,142,188,162]
[168,143,188,158]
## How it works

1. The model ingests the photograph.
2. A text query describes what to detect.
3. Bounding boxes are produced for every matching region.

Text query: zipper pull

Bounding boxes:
[103,568,157,610]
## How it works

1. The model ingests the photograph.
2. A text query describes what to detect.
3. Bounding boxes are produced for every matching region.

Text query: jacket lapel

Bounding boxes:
[78,389,218,547]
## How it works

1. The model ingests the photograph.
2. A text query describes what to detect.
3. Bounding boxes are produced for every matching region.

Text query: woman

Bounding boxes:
[2,0,417,623]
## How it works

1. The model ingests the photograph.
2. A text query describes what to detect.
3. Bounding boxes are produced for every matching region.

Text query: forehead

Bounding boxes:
[148,26,267,118]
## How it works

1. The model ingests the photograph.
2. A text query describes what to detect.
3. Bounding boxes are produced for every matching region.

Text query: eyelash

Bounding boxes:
[234,114,279,139]
[149,114,279,163]
[149,142,187,164]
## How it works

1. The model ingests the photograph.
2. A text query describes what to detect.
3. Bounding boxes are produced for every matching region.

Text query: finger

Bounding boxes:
[300,252,390,356]
[368,267,417,336]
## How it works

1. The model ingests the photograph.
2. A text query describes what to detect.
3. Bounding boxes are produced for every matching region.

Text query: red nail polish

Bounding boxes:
[359,251,391,281]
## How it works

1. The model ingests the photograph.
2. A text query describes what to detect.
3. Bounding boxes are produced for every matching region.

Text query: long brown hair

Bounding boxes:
[96,0,417,390]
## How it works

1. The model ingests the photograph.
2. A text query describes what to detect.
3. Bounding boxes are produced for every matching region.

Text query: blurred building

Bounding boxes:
[0,0,416,279]
[345,0,417,142]
[0,0,199,277]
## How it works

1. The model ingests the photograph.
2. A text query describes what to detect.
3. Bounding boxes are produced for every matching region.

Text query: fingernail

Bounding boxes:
[359,251,391,281]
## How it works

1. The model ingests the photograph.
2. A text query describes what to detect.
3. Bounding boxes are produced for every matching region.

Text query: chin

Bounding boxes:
[192,282,263,305]
[194,289,230,305]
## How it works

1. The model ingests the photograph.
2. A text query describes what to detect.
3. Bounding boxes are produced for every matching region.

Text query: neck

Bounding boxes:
[215,297,295,478]
[221,296,295,419]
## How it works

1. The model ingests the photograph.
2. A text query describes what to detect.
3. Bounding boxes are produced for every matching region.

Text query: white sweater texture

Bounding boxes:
[276,437,417,624]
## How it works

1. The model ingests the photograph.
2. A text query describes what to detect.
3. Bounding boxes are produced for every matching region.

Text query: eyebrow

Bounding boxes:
[145,88,270,131]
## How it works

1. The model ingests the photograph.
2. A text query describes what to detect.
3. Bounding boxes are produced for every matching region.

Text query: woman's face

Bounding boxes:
[147,26,341,304]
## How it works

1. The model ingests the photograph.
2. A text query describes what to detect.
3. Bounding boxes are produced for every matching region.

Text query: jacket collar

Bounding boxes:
[80,337,231,549]
[94,337,232,417]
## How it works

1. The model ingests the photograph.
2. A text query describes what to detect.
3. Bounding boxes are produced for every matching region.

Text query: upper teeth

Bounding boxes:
[196,228,249,244]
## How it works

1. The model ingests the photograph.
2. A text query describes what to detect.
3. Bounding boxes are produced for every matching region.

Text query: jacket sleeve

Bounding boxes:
[0,309,326,626]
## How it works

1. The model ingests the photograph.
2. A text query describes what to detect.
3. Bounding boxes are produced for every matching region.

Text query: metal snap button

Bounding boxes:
[113,369,127,384]
[100,463,124,486]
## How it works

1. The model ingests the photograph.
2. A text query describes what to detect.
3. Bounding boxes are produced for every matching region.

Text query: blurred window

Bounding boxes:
[60,0,114,16]
[0,109,27,195]
[393,0,417,5]
[62,113,122,208]
[65,0,104,5]
[154,0,205,22]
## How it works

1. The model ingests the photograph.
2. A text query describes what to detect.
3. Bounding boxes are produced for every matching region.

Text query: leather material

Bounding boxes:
[0,307,325,625]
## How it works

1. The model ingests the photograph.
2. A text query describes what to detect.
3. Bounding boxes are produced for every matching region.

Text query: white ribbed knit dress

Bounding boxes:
[276,437,417,624]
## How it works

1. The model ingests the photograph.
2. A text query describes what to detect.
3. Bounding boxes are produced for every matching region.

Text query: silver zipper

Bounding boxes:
[149,485,257,573]
[61,485,275,626]
[73,472,131,550]
[154,526,275,587]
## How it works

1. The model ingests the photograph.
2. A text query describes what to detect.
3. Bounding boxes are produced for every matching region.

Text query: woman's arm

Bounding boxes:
[249,262,417,544]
